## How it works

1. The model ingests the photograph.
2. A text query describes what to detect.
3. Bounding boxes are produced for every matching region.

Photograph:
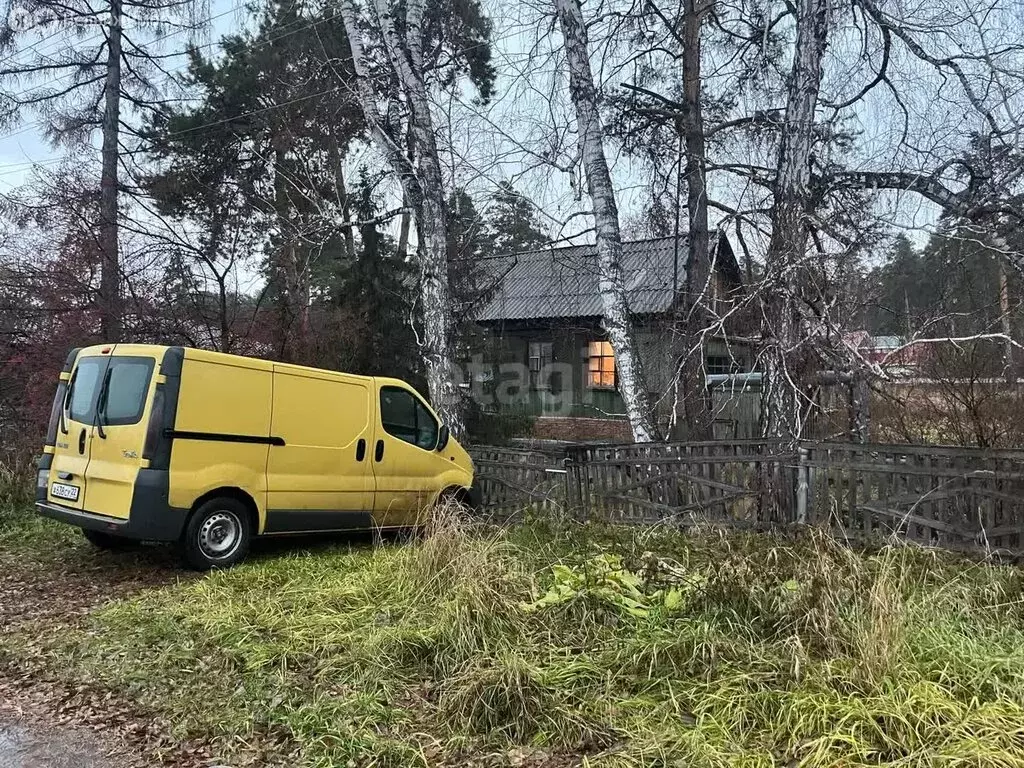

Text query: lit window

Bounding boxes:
[528,342,553,389]
[587,341,616,388]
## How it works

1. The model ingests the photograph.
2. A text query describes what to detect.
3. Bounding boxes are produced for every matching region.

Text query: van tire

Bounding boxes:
[182,498,251,571]
[82,528,131,550]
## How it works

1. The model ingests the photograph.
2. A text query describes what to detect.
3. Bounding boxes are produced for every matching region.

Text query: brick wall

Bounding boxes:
[531,416,632,442]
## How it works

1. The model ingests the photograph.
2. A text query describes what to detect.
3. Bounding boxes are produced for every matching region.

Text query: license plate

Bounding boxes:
[50,482,80,502]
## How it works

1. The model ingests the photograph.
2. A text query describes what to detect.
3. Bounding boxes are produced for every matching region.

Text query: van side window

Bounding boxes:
[380,387,438,450]
[68,357,105,423]
[104,358,154,425]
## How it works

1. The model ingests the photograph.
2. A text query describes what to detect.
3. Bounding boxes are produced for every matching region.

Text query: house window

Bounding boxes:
[706,355,738,376]
[528,341,553,389]
[587,340,616,389]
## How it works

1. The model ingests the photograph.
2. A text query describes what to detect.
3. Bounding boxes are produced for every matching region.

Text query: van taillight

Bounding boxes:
[143,386,166,460]
[44,381,68,447]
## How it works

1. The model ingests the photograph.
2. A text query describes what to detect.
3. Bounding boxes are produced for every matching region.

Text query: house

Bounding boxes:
[844,332,922,376]
[468,231,751,441]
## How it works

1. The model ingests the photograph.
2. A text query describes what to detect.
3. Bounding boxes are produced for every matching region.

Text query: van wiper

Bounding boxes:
[95,368,111,440]
[59,369,77,435]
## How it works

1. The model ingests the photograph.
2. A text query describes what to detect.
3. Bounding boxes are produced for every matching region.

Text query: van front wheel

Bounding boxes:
[182,498,251,571]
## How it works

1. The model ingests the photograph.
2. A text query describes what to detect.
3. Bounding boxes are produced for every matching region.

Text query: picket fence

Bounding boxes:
[469,440,1024,553]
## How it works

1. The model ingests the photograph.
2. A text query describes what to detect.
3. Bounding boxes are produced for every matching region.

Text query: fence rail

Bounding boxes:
[469,445,567,520]
[469,440,1024,554]
[802,442,1024,551]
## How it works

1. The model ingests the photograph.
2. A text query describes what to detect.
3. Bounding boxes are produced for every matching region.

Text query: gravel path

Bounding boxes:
[0,713,127,768]
[0,538,211,768]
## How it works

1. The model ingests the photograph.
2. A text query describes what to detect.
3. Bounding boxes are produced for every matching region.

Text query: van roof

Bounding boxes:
[77,343,379,384]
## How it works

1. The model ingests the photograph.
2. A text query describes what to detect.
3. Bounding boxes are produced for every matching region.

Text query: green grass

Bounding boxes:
[6,509,1024,766]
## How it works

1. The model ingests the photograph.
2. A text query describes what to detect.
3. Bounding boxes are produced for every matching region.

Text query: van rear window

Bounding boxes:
[66,355,154,426]
[68,357,105,423]
[104,358,154,425]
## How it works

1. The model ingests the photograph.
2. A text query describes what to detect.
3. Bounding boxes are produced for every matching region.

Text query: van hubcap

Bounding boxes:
[199,511,241,559]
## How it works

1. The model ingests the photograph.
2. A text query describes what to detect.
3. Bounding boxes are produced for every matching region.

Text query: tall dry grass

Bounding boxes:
[17,512,1024,766]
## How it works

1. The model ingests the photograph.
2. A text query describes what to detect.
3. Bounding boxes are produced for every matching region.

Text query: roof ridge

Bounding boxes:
[498,233,689,259]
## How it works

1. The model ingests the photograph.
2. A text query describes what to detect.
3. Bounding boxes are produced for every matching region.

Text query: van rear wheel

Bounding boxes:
[182,498,251,571]
[82,528,131,550]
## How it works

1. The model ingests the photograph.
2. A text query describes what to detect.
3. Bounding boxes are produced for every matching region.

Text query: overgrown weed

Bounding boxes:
[9,511,1024,766]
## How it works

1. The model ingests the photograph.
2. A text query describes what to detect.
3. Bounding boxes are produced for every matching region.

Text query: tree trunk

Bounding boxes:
[555,0,658,442]
[339,0,465,436]
[759,0,830,442]
[397,203,411,260]
[677,0,713,440]
[272,145,297,361]
[849,372,870,442]
[999,258,1014,384]
[218,276,230,353]
[99,0,123,341]
[331,138,356,263]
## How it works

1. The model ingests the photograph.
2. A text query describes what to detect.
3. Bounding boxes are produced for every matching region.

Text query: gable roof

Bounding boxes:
[475,231,741,323]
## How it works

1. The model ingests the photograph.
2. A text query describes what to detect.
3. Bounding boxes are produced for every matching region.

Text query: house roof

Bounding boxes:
[871,335,903,349]
[475,231,741,323]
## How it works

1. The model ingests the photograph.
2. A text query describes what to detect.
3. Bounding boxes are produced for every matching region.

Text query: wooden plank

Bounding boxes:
[809,441,1024,461]
[858,503,968,537]
[600,490,752,519]
[584,453,797,466]
[802,461,1024,481]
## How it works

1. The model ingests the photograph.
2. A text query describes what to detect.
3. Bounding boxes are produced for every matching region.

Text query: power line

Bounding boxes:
[0,22,522,181]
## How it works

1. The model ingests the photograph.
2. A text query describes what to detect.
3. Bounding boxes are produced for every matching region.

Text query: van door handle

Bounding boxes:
[374,439,384,462]
[355,438,366,462]
[78,428,87,454]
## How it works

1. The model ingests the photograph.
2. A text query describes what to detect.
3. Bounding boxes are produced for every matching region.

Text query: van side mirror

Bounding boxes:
[436,424,450,451]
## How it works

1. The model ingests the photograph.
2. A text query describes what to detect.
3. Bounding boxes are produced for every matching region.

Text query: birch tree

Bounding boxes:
[337,0,495,436]
[555,0,659,442]
[758,0,831,441]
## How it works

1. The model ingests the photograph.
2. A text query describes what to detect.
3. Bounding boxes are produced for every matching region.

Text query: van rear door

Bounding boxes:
[80,348,160,520]
[47,352,109,510]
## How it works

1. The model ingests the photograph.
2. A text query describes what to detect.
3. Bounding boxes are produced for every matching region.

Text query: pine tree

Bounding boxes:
[144,0,363,361]
[0,0,209,340]
[486,182,548,254]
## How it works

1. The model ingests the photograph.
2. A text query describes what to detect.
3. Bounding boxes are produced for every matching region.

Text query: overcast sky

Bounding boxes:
[1,0,1016,260]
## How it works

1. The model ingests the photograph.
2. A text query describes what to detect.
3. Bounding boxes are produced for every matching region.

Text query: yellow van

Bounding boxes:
[35,344,477,569]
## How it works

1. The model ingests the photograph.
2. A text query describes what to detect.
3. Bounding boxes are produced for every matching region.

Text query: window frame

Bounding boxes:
[586,340,617,390]
[379,385,440,451]
[67,357,107,424]
[528,341,554,390]
[705,355,739,376]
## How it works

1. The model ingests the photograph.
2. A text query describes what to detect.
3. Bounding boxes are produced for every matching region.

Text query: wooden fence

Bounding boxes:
[470,440,1024,553]
[802,442,1024,552]
[563,440,793,526]
[469,445,568,520]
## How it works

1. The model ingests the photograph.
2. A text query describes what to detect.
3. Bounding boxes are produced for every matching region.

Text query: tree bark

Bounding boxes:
[99,0,123,341]
[339,0,465,437]
[272,145,297,361]
[331,137,356,263]
[999,256,1014,384]
[759,0,830,442]
[849,372,870,442]
[555,0,659,442]
[677,0,713,440]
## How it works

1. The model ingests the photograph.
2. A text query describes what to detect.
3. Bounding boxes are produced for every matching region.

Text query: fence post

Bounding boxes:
[796,447,809,524]
[563,445,586,521]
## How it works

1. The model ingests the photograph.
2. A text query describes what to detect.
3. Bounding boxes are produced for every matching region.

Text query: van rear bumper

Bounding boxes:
[35,469,189,542]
